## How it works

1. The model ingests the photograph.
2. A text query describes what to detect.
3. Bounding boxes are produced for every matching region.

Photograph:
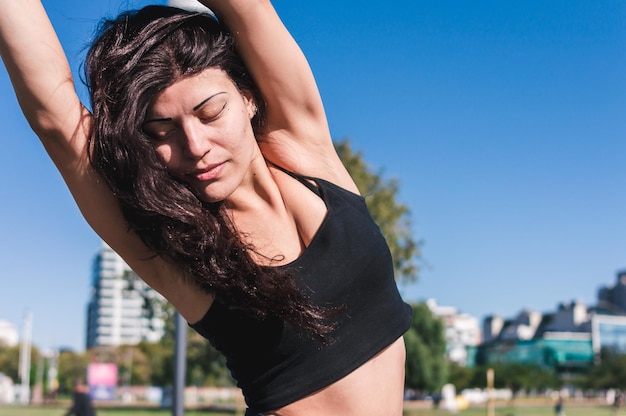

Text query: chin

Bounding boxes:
[196,186,234,205]
[196,191,224,204]
[192,175,241,205]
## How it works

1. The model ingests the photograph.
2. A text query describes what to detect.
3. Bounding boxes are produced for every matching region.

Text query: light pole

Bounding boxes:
[18,310,32,405]
[173,312,187,416]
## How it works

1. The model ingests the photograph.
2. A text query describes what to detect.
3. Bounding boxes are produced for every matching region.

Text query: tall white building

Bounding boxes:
[86,243,165,348]
[427,299,482,366]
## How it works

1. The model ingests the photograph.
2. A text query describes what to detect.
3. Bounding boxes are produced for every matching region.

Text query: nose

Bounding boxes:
[181,119,211,159]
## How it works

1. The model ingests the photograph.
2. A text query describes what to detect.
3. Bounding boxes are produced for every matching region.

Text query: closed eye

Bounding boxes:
[142,120,177,141]
[142,91,228,140]
[198,102,227,123]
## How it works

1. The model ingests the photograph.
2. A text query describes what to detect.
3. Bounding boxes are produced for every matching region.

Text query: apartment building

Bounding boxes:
[427,299,482,366]
[85,243,165,348]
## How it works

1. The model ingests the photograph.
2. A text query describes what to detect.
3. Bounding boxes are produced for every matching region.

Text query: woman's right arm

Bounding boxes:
[0,0,86,163]
[0,0,212,321]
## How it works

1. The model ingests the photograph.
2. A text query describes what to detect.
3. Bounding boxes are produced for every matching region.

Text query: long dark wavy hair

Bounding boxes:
[84,6,334,340]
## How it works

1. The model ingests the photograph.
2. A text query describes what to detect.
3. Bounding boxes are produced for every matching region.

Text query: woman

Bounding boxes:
[0,1,412,414]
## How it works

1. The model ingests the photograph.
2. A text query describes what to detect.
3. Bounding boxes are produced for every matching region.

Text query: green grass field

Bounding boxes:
[0,403,620,416]
[0,407,228,416]
[0,405,235,416]
[404,406,616,416]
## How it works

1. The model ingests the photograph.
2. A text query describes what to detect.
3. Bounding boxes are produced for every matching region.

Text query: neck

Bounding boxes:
[224,156,283,216]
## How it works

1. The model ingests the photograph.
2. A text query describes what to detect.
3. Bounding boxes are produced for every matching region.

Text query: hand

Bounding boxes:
[172,0,213,13]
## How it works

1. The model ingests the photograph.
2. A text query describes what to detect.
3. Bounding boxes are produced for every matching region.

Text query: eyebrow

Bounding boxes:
[143,91,227,125]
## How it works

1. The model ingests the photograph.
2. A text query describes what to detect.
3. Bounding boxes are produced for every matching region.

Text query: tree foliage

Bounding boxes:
[404,302,447,392]
[0,344,42,390]
[335,139,420,282]
[575,349,626,390]
[150,300,233,387]
[470,363,560,392]
[137,341,174,387]
[447,361,475,392]
[58,349,91,393]
[0,344,22,382]
[187,331,232,387]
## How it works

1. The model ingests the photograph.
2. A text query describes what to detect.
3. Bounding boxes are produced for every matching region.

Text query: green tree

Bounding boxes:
[146,301,231,387]
[0,344,21,381]
[187,331,233,387]
[580,350,626,390]
[0,344,41,389]
[58,349,91,393]
[404,303,447,392]
[336,139,419,282]
[447,362,475,391]
[138,340,174,387]
[116,345,153,386]
[470,363,559,393]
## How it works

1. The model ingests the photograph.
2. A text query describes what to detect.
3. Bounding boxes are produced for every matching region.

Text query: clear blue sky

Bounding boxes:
[1,0,624,352]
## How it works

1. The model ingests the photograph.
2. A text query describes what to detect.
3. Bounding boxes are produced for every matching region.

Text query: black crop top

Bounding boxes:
[190,172,412,413]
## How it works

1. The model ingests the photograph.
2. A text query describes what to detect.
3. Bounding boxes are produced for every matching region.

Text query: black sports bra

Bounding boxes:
[190,171,412,412]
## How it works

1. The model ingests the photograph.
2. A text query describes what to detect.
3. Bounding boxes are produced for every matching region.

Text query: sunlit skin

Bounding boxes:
[142,67,317,267]
[143,67,261,204]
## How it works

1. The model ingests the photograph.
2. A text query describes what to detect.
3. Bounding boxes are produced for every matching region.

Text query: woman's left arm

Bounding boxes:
[198,0,357,189]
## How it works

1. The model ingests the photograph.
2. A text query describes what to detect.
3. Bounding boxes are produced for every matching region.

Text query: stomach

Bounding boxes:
[268,337,406,416]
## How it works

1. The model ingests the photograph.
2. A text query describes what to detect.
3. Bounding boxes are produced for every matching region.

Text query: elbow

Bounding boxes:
[24,99,90,148]
[26,103,92,168]
[27,108,67,138]
[15,75,86,141]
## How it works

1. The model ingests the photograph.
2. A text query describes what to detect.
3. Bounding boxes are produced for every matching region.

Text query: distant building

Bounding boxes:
[591,313,626,355]
[479,301,593,374]
[588,270,626,355]
[0,320,18,347]
[543,300,590,333]
[427,299,481,366]
[597,270,626,314]
[498,309,543,342]
[482,315,504,344]
[472,269,626,375]
[411,269,626,375]
[85,243,165,348]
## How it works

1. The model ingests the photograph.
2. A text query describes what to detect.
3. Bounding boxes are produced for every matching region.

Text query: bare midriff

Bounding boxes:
[267,337,407,416]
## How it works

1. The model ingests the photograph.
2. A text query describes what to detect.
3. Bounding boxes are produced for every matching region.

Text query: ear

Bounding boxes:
[242,90,257,120]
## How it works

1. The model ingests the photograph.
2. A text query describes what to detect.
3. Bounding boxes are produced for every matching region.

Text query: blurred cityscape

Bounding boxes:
[4,242,626,365]
[1,242,625,405]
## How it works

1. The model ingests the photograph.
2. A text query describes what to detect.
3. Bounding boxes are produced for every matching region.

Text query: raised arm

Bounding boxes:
[0,0,131,253]
[200,1,325,135]
[0,0,210,321]
[199,0,357,190]
[0,0,87,163]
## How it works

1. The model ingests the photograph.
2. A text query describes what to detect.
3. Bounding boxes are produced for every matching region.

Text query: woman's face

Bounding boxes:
[143,67,260,203]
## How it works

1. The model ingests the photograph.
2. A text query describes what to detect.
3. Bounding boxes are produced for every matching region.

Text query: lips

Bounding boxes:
[187,162,225,182]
